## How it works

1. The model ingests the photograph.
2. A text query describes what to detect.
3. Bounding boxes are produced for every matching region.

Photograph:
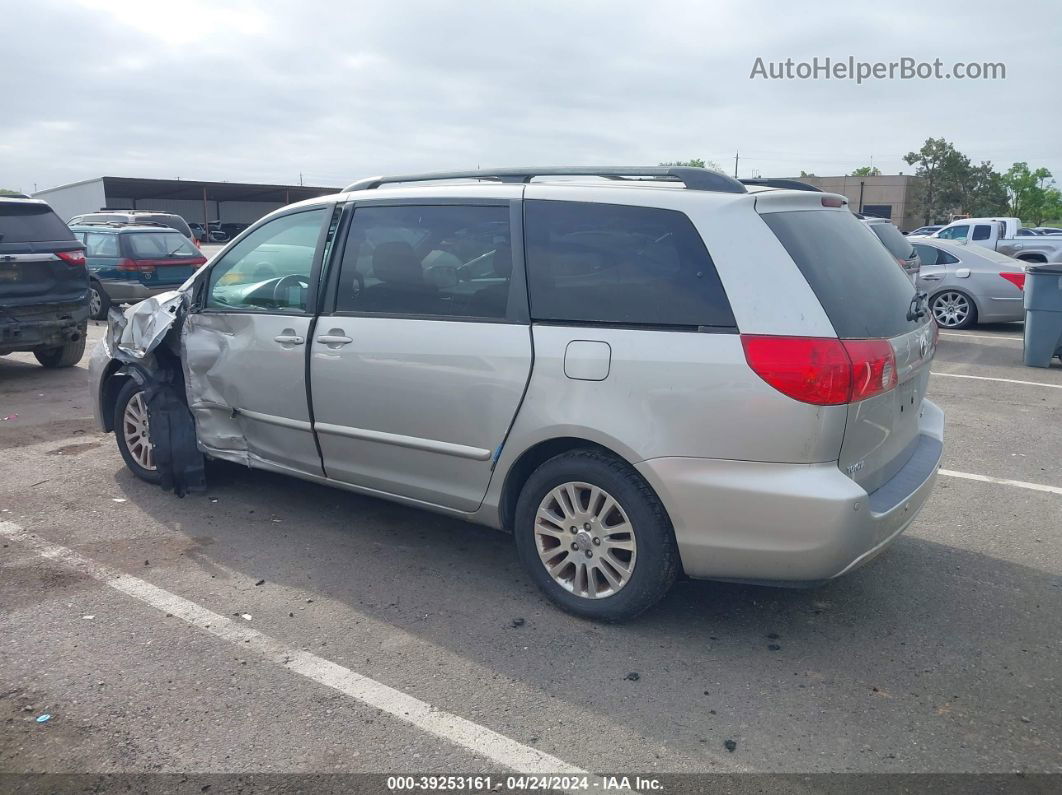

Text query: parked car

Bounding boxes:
[89,166,944,621]
[909,237,1026,329]
[69,223,207,319]
[68,211,197,245]
[1033,226,1062,235]
[862,216,920,280]
[217,222,251,240]
[933,217,1062,264]
[0,197,90,367]
[907,225,943,237]
[189,222,228,243]
[1015,228,1041,236]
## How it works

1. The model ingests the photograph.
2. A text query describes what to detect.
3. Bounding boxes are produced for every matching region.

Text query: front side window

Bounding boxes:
[937,225,969,241]
[335,204,513,319]
[523,200,735,328]
[206,208,326,312]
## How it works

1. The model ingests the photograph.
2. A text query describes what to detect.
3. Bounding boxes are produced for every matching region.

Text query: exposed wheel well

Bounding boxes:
[498,437,630,533]
[1017,254,1047,263]
[99,363,135,433]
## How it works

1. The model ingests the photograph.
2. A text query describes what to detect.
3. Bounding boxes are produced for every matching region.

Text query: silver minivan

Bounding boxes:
[89,167,945,621]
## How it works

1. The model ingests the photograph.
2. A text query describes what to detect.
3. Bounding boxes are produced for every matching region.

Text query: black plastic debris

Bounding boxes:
[724,739,737,752]
[142,355,206,497]
[510,617,525,628]
[624,672,640,681]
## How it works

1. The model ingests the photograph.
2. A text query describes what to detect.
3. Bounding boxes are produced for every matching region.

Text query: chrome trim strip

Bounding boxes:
[235,408,313,433]
[313,422,492,461]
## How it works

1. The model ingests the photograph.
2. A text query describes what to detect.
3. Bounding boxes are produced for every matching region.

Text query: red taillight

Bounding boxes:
[999,272,1026,290]
[741,335,898,406]
[842,339,898,402]
[116,258,154,274]
[56,250,86,267]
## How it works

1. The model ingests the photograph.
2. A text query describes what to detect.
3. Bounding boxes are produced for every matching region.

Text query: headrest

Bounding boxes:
[372,241,423,286]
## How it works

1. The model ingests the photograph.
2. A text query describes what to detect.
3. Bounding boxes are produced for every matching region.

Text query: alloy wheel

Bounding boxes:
[534,482,637,599]
[122,392,156,471]
[931,291,971,328]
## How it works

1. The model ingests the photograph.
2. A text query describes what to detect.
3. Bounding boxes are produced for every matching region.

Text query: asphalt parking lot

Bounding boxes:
[2,321,1060,781]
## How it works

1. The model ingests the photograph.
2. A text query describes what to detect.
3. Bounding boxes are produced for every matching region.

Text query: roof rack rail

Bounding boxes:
[739,178,822,192]
[343,167,748,194]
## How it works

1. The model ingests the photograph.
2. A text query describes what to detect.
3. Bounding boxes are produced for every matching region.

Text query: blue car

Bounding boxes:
[69,223,207,319]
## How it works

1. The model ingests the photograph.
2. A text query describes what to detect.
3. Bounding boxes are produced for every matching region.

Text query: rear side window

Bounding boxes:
[868,222,915,260]
[524,200,735,329]
[762,210,919,339]
[126,231,199,258]
[972,224,992,240]
[912,243,959,266]
[0,202,76,243]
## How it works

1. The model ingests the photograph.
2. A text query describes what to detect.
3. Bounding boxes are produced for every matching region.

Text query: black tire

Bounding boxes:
[34,333,86,368]
[89,280,112,321]
[113,379,162,484]
[513,449,679,622]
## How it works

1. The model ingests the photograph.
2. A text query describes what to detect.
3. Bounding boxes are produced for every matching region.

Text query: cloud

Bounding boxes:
[2,0,1059,192]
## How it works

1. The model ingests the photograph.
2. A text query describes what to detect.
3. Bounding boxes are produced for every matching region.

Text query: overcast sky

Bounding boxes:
[3,0,1060,193]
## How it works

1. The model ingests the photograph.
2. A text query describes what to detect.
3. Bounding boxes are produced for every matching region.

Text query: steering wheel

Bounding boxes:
[271,273,310,307]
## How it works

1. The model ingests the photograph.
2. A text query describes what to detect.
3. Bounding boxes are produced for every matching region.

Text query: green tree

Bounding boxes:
[1038,187,1062,225]
[1001,162,1056,224]
[659,159,720,170]
[0,188,23,195]
[957,161,1009,218]
[850,166,881,176]
[903,138,967,224]
[799,170,816,178]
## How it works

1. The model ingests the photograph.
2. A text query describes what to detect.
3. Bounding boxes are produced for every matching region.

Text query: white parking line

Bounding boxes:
[0,521,625,785]
[938,332,1023,342]
[931,372,1062,389]
[939,470,1062,496]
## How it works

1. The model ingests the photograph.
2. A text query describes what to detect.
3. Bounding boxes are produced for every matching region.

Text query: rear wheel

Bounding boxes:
[513,450,679,621]
[89,281,112,320]
[34,334,86,368]
[114,379,161,483]
[930,290,977,329]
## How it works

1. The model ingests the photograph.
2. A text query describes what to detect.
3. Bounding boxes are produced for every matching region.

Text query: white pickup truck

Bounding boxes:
[933,217,1062,263]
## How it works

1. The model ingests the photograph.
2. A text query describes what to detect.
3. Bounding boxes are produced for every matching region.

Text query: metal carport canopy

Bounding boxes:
[100,176,338,205]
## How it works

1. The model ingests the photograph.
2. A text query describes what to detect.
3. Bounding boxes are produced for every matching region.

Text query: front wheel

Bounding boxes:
[930,290,977,329]
[114,379,161,484]
[513,450,679,621]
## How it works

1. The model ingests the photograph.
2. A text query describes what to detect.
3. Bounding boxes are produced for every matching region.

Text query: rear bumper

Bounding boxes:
[99,280,182,303]
[0,301,89,353]
[636,399,945,583]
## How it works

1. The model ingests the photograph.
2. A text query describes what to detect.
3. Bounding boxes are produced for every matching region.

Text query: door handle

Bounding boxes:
[920,275,942,281]
[273,334,305,345]
[316,330,353,347]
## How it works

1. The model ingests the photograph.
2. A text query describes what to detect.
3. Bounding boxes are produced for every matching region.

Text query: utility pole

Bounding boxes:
[299,172,303,186]
[733,150,739,178]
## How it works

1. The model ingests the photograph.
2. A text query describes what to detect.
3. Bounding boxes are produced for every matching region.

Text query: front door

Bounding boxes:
[183,206,331,474]
[310,201,532,511]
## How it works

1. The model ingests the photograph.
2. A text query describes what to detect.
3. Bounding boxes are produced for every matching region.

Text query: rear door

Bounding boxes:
[0,200,87,309]
[761,207,936,494]
[310,200,532,511]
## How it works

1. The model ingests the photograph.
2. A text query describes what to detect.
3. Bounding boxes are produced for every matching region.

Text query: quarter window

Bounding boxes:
[335,205,513,319]
[206,208,326,312]
[972,225,991,241]
[84,232,119,257]
[523,200,735,328]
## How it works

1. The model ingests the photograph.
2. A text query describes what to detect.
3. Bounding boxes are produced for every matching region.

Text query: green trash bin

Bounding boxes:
[1023,263,1062,368]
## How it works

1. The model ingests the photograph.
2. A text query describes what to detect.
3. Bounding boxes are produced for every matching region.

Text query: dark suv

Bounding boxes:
[0,197,90,368]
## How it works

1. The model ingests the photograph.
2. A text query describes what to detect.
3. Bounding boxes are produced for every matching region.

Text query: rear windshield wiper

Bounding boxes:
[907,291,929,321]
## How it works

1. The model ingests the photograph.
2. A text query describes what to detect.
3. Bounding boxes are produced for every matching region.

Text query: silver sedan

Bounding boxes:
[910,237,1026,329]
